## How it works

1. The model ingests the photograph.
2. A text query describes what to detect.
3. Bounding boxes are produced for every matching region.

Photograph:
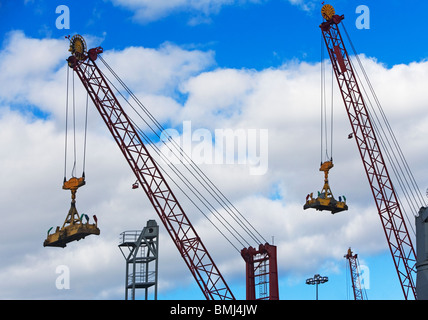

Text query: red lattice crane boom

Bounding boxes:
[344,248,365,300]
[319,4,417,299]
[66,36,234,300]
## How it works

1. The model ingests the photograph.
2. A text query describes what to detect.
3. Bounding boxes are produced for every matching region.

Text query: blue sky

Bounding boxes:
[3,0,428,69]
[1,0,428,301]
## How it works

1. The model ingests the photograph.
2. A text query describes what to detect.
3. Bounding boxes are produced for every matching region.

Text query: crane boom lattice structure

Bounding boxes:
[320,5,417,299]
[344,248,366,300]
[67,48,235,300]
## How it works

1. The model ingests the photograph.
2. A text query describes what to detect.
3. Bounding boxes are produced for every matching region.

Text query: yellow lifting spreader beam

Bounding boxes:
[43,176,100,248]
[304,160,348,214]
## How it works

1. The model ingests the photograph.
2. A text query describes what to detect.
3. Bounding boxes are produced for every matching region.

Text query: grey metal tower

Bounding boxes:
[119,220,159,300]
[416,207,428,299]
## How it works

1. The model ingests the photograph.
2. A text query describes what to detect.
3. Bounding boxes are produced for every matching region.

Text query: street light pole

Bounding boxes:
[306,274,329,300]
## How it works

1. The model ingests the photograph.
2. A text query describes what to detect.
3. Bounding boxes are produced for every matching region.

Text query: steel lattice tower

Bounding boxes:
[119,220,159,300]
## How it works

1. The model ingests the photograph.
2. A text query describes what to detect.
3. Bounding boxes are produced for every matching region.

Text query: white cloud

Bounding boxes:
[0,31,427,299]
[0,31,66,109]
[109,0,265,24]
[101,42,215,96]
[286,0,316,12]
[107,0,319,25]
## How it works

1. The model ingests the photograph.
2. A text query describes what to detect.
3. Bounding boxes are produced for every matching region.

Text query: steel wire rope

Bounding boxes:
[330,61,334,161]
[351,61,424,217]
[95,72,248,251]
[350,52,425,209]
[321,37,325,163]
[136,121,252,250]
[99,71,251,250]
[136,122,245,252]
[133,116,250,251]
[97,55,267,246]
[354,65,418,231]
[342,24,425,212]
[65,66,89,180]
[64,67,79,178]
[64,65,69,180]
[320,36,334,163]
[98,56,265,245]
[362,89,419,233]
[95,62,256,250]
[97,70,242,242]
[72,72,77,177]
[342,23,425,210]
[320,38,328,162]
[346,48,418,236]
[341,23,420,235]
[368,105,419,236]
[82,92,89,177]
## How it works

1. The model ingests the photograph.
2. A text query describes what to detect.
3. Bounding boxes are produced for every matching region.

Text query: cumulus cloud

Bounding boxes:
[0,31,66,114]
[101,42,215,96]
[1,31,427,299]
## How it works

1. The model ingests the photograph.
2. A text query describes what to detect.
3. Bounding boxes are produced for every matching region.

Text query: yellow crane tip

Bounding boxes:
[321,4,335,20]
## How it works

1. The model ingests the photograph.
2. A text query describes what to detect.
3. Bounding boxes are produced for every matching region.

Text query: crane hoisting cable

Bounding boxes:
[303,12,348,215]
[319,4,420,299]
[64,35,237,299]
[60,33,279,300]
[43,35,100,248]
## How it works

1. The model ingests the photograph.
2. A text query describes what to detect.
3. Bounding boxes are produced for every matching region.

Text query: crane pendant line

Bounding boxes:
[67,50,235,300]
[320,11,416,299]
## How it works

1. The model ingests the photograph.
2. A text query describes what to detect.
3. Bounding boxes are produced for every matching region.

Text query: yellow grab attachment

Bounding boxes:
[44,176,100,248]
[303,160,348,214]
